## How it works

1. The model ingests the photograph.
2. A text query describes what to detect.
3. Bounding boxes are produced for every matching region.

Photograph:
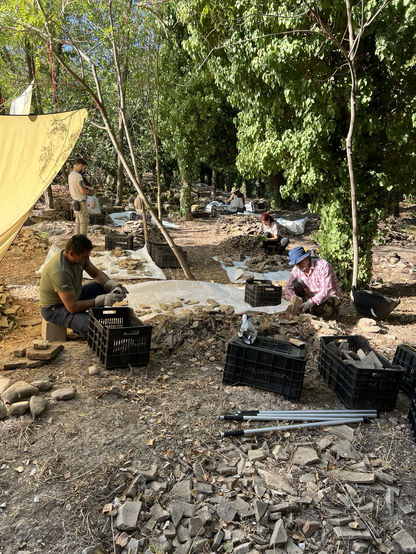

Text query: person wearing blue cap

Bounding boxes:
[285,246,342,319]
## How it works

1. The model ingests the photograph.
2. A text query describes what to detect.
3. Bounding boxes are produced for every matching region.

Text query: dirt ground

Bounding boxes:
[1,196,416,554]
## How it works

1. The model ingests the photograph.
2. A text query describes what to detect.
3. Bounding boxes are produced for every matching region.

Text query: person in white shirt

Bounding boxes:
[226,187,245,214]
[68,157,95,234]
[257,213,289,254]
[87,195,101,215]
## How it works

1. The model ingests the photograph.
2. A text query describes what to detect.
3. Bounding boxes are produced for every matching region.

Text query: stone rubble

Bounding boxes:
[75,425,415,554]
[0,340,75,420]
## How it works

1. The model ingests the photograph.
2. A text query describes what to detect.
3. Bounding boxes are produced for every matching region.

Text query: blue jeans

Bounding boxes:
[41,282,105,339]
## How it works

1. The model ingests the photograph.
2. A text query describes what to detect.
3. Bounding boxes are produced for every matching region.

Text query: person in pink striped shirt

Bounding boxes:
[285,246,342,319]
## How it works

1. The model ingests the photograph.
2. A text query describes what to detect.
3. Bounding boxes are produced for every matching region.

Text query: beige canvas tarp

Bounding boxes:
[0,109,88,261]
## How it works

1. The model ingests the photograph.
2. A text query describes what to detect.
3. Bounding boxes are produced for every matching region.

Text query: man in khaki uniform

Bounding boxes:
[68,157,94,235]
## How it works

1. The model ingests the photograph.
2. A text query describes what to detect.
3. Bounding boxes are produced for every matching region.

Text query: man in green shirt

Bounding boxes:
[40,235,128,339]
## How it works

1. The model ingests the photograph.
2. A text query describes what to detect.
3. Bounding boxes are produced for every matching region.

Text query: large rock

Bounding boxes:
[0,377,13,395]
[1,381,39,404]
[0,401,7,419]
[30,396,47,417]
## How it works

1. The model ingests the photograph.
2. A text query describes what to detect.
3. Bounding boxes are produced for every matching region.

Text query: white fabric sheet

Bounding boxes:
[275,217,308,235]
[126,280,289,321]
[36,244,167,280]
[109,211,181,229]
[10,80,34,115]
[213,256,292,284]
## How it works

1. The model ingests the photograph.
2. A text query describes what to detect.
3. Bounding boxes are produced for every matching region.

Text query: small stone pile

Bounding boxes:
[135,298,236,320]
[326,339,390,370]
[0,279,19,332]
[122,220,165,249]
[7,228,50,256]
[83,426,416,554]
[0,341,74,420]
[377,217,416,245]
[215,249,288,277]
[216,216,265,240]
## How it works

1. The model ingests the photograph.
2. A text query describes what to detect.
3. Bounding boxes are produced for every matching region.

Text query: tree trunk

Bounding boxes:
[44,186,54,208]
[268,173,283,207]
[212,168,218,196]
[116,112,124,205]
[0,87,5,114]
[24,38,43,114]
[180,167,194,221]
[345,0,359,288]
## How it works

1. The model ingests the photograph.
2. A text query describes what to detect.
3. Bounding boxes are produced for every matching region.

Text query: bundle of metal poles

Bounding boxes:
[218,409,377,438]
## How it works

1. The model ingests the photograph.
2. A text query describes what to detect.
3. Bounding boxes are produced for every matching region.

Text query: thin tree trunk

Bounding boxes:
[180,167,194,221]
[212,168,217,196]
[345,0,359,288]
[116,110,124,205]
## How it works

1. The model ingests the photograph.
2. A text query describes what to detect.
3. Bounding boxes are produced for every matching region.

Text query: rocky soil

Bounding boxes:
[1,190,416,554]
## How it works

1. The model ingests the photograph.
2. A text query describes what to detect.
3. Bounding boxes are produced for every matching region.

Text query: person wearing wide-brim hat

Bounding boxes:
[285,246,342,319]
[225,186,245,213]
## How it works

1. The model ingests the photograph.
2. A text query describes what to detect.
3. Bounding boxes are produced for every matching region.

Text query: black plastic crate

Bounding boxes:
[148,242,187,268]
[393,344,416,397]
[223,334,307,401]
[87,307,152,369]
[105,233,133,250]
[408,396,416,445]
[245,280,282,307]
[65,209,73,221]
[318,335,404,410]
[89,214,106,225]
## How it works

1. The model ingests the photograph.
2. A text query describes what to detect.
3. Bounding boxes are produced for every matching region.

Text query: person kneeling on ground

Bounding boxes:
[39,234,128,339]
[226,187,245,214]
[285,245,342,319]
[257,213,289,254]
[86,195,101,215]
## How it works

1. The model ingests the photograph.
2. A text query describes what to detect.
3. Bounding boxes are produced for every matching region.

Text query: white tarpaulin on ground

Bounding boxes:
[126,280,289,321]
[276,217,308,235]
[213,256,292,284]
[109,211,181,229]
[36,243,166,280]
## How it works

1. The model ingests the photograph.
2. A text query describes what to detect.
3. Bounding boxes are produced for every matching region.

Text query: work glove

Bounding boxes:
[300,299,313,312]
[103,280,129,296]
[95,293,125,307]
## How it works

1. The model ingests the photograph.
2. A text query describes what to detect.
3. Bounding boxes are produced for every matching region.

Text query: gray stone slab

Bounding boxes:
[149,503,170,522]
[392,529,416,553]
[261,471,296,495]
[217,499,237,522]
[269,519,287,546]
[115,501,142,531]
[292,447,320,466]
[170,479,192,502]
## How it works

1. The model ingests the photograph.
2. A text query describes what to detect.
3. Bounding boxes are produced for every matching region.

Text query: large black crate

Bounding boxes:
[89,214,106,225]
[408,396,416,445]
[148,242,187,268]
[393,344,416,397]
[244,280,282,307]
[223,334,307,401]
[318,335,404,410]
[87,307,152,369]
[105,233,133,250]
